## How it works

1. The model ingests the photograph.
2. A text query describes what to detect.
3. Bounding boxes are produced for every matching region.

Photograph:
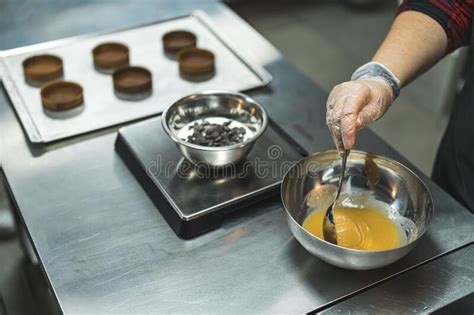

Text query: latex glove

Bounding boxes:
[326,78,394,153]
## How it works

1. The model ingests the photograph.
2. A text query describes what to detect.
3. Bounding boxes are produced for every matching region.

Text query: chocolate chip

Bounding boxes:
[186,119,247,147]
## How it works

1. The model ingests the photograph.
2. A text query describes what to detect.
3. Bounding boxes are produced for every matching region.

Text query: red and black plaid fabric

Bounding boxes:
[397,0,474,53]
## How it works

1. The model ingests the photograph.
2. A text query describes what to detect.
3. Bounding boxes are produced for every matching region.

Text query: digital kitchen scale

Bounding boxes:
[115,116,305,238]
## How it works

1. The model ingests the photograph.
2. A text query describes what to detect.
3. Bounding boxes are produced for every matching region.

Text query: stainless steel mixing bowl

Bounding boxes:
[281,150,433,270]
[162,90,268,167]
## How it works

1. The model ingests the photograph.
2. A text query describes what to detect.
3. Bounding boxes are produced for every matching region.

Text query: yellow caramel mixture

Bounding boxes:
[303,206,402,251]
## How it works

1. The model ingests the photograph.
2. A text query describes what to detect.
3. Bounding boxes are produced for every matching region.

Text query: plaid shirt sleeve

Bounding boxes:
[397,0,474,54]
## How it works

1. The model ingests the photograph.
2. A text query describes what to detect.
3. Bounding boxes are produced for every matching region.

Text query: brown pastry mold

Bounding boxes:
[162,31,197,56]
[92,42,130,74]
[40,81,84,112]
[23,54,64,87]
[112,66,152,101]
[177,48,215,81]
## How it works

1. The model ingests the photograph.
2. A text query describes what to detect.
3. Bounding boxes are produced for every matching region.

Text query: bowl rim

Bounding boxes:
[281,149,434,254]
[161,90,269,151]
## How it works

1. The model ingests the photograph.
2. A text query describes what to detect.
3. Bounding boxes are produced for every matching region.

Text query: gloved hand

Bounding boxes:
[326,78,394,153]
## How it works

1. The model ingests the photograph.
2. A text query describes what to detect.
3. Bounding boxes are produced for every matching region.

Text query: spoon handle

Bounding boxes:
[335,149,350,200]
[322,149,350,244]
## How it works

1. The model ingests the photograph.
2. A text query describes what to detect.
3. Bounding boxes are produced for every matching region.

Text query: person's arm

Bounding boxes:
[326,0,474,152]
[372,11,447,87]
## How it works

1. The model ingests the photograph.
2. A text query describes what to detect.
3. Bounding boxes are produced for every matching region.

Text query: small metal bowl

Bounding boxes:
[281,150,433,270]
[162,90,268,167]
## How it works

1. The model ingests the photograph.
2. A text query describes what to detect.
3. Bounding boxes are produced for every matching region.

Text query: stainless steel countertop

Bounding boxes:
[318,244,474,314]
[1,1,473,313]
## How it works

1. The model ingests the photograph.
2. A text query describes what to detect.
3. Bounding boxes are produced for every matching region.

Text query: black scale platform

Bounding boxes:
[115,116,305,238]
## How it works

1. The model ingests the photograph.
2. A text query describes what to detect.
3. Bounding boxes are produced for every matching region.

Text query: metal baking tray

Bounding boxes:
[115,116,305,238]
[0,11,272,143]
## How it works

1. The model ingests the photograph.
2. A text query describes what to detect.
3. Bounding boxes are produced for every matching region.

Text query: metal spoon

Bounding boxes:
[323,149,350,245]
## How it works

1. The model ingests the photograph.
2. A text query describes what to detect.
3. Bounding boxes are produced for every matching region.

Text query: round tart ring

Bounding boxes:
[40,81,84,111]
[23,54,63,86]
[113,66,152,93]
[177,48,215,76]
[92,42,129,73]
[112,66,152,100]
[162,30,197,55]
